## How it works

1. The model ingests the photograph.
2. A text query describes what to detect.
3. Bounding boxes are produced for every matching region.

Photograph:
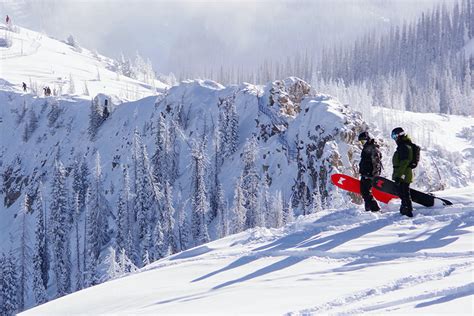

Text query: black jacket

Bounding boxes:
[359,139,382,178]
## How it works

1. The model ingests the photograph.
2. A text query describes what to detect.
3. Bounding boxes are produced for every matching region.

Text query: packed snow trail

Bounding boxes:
[23,191,474,315]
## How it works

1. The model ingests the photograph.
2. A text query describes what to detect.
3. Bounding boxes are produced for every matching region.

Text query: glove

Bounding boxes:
[393,177,402,184]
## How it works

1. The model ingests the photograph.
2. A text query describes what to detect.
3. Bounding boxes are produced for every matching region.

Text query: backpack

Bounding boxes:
[409,142,420,168]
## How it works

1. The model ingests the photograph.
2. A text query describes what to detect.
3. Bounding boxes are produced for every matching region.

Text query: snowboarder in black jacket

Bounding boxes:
[358,131,382,212]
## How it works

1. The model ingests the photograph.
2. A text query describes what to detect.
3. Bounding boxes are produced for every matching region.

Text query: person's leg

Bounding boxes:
[360,177,379,212]
[399,182,413,217]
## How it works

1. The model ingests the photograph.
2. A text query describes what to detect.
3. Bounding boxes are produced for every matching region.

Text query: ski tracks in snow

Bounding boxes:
[288,262,474,315]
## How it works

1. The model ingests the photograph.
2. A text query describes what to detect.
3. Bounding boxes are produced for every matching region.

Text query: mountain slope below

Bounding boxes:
[23,190,474,315]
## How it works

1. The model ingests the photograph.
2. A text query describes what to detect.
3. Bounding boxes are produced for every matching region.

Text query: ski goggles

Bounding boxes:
[359,140,367,145]
[391,131,405,140]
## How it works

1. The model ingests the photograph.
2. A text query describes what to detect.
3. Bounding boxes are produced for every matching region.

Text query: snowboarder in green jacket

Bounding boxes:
[391,127,414,217]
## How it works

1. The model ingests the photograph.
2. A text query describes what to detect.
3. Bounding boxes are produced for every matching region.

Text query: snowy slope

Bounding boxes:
[2,73,474,314]
[22,193,474,315]
[0,23,167,99]
[2,23,474,316]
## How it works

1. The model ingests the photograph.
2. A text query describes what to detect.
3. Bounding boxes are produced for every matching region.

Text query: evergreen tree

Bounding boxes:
[156,181,177,257]
[49,160,71,297]
[118,248,137,274]
[241,136,261,229]
[151,113,168,188]
[32,184,48,304]
[83,81,90,96]
[116,167,132,256]
[230,176,246,234]
[17,195,32,311]
[214,183,228,238]
[132,131,157,263]
[22,107,38,142]
[88,152,110,251]
[68,73,75,94]
[74,193,84,291]
[270,190,284,228]
[191,140,210,246]
[283,196,295,225]
[260,178,272,228]
[72,158,89,216]
[47,100,62,128]
[176,198,191,251]
[0,251,19,316]
[88,99,103,140]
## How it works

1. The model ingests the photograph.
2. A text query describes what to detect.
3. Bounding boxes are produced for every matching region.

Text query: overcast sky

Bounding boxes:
[2,0,445,75]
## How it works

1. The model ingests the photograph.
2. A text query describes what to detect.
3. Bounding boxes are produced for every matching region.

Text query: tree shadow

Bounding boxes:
[320,216,473,275]
[206,217,388,289]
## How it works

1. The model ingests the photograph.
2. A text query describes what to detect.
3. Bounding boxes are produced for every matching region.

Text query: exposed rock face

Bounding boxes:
[268,77,312,116]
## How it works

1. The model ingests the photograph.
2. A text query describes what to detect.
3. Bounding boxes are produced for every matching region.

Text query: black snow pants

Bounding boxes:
[398,182,413,217]
[360,177,380,212]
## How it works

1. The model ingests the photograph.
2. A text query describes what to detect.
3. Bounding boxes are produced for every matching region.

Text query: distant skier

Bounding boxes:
[6,15,10,25]
[44,86,51,96]
[102,99,110,120]
[103,106,109,120]
[358,131,382,212]
[22,82,27,92]
[391,127,414,217]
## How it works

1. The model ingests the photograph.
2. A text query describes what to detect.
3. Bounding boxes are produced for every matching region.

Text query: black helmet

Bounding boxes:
[391,127,406,140]
[358,131,370,141]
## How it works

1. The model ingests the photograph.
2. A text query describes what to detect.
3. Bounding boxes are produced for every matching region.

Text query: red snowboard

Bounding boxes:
[331,173,397,204]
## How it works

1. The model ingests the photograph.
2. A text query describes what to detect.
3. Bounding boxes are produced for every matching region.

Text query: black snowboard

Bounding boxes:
[372,176,453,207]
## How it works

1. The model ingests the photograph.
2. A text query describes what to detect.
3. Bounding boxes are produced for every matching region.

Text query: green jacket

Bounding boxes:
[392,135,413,183]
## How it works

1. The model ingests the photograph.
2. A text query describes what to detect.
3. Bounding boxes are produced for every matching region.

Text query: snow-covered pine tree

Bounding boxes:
[241,136,261,229]
[132,131,156,263]
[191,140,210,246]
[83,81,90,96]
[22,107,38,142]
[217,94,239,160]
[230,176,246,234]
[68,73,75,95]
[47,99,62,128]
[311,185,323,214]
[17,194,32,311]
[217,98,229,164]
[116,167,132,256]
[282,195,295,225]
[156,181,177,257]
[103,248,121,282]
[118,248,137,274]
[70,193,82,291]
[0,251,19,316]
[227,95,239,156]
[89,152,110,250]
[176,197,190,252]
[88,99,103,140]
[260,178,272,228]
[72,158,90,216]
[269,190,284,228]
[167,117,180,184]
[32,184,48,304]
[49,160,71,297]
[83,195,95,288]
[214,183,228,238]
[151,113,168,188]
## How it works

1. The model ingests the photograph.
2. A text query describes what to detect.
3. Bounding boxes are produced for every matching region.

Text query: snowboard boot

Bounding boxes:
[364,198,380,212]
[400,206,413,217]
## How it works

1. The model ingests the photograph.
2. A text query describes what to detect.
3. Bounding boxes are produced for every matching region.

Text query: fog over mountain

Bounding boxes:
[1,0,445,75]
